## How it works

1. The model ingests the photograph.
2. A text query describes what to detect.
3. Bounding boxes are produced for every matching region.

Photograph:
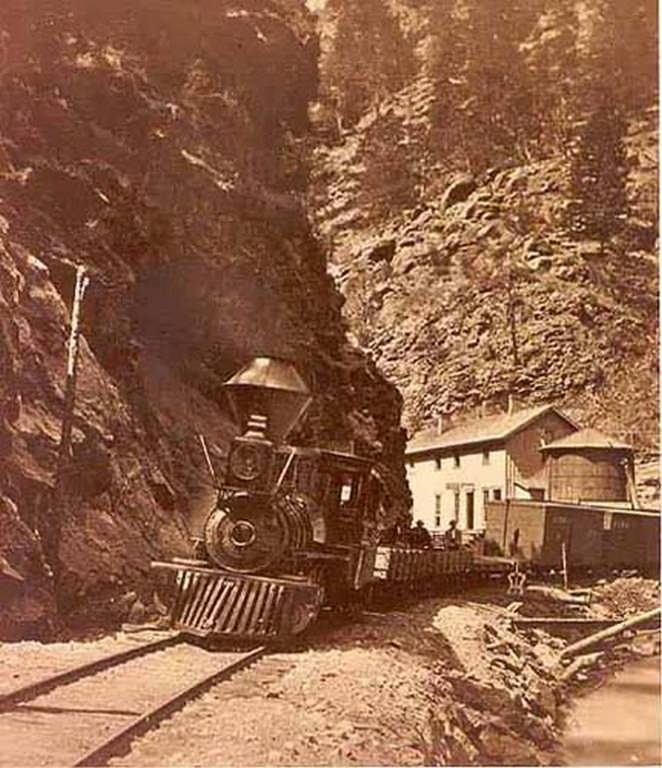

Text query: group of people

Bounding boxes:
[381,518,462,550]
[409,519,461,550]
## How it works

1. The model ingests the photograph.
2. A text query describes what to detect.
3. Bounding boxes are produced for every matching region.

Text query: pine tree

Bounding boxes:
[565,88,628,242]
[563,0,655,244]
[428,0,542,172]
[520,0,578,156]
[322,0,416,130]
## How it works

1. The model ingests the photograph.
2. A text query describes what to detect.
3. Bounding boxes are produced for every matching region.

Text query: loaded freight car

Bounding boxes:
[604,509,661,570]
[485,499,660,574]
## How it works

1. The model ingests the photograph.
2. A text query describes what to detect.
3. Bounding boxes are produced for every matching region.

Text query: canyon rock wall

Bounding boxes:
[0,0,407,638]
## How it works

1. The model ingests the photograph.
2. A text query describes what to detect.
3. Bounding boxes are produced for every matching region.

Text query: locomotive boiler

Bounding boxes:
[152,356,390,640]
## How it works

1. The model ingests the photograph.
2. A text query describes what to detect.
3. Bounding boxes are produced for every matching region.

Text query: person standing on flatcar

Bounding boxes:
[444,519,461,550]
[410,519,432,549]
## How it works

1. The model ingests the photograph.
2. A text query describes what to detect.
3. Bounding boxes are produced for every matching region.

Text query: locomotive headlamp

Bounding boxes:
[230,442,265,481]
[226,434,275,492]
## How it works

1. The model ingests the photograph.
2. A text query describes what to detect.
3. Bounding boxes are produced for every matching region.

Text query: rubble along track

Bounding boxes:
[0,634,265,767]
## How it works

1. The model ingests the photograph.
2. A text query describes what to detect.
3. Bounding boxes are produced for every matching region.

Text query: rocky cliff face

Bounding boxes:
[0,0,407,638]
[311,0,658,459]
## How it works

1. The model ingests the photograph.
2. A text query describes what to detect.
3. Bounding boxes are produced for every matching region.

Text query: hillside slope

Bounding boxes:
[0,0,407,638]
[310,0,658,453]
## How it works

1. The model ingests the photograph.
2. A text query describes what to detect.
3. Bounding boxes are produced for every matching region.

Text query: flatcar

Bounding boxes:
[153,357,509,642]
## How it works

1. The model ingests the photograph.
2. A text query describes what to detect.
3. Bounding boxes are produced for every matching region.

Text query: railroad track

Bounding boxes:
[0,633,265,767]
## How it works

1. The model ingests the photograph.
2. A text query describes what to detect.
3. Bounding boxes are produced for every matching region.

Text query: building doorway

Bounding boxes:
[466,490,475,529]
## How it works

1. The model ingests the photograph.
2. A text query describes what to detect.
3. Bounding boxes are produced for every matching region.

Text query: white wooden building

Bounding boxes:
[406,405,578,535]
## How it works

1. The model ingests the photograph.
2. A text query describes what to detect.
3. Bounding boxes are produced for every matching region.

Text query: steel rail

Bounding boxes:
[0,633,183,712]
[73,645,266,767]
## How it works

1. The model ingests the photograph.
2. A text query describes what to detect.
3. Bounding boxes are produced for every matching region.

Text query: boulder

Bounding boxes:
[448,675,520,720]
[366,239,396,264]
[479,722,540,765]
[440,174,477,211]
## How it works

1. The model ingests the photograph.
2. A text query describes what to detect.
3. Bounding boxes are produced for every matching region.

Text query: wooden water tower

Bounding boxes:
[540,428,636,505]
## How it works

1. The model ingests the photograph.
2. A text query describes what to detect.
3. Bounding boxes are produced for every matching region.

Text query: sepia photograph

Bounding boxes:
[0,0,659,765]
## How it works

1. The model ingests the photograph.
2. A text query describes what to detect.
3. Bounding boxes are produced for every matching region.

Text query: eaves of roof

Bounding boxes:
[406,405,579,456]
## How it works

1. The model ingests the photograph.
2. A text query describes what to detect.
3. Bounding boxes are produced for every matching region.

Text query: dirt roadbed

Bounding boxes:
[0,578,659,766]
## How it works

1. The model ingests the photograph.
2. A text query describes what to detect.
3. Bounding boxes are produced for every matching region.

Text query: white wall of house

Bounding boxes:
[407,446,507,533]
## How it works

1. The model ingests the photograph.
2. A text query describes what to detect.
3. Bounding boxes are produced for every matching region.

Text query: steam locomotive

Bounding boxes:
[152,356,502,641]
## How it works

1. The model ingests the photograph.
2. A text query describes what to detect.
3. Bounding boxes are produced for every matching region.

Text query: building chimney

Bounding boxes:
[507,394,514,415]
[436,415,443,435]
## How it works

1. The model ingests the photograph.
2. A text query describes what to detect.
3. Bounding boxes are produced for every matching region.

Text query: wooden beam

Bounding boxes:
[560,651,604,682]
[514,617,623,631]
[560,607,661,659]
[526,585,590,605]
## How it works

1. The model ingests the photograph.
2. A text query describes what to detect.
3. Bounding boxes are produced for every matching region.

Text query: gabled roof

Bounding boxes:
[406,404,577,455]
[540,427,632,452]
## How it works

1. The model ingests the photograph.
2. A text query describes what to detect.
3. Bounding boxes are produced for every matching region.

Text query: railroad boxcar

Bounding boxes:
[603,508,660,571]
[485,499,660,573]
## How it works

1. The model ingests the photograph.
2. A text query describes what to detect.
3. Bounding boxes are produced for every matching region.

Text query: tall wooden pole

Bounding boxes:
[561,540,569,591]
[50,265,90,581]
[57,265,90,466]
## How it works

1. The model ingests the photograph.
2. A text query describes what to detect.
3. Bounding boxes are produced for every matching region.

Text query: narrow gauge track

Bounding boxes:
[0,634,264,767]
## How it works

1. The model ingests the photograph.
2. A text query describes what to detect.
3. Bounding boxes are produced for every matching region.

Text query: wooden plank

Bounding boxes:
[268,585,286,635]
[514,617,623,631]
[261,583,280,635]
[225,581,250,633]
[189,574,217,629]
[214,581,242,631]
[180,572,203,625]
[197,576,228,633]
[208,582,235,634]
[560,651,604,681]
[179,572,200,624]
[171,569,188,622]
[249,582,270,635]
[237,581,261,635]
[152,561,314,587]
[561,607,661,659]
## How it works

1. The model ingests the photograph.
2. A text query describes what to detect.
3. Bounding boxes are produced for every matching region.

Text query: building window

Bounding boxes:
[482,449,490,465]
[493,488,502,501]
[453,490,460,520]
[435,457,442,471]
[340,479,353,503]
[483,489,490,507]
[434,494,441,528]
[453,454,460,468]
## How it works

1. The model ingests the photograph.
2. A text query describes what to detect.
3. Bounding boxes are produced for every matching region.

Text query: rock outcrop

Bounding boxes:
[311,0,659,464]
[0,0,407,638]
